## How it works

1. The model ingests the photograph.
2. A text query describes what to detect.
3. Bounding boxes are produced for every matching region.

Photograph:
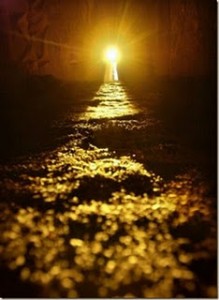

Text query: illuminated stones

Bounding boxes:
[84,83,139,119]
[0,96,216,298]
[69,239,84,247]
[0,154,217,298]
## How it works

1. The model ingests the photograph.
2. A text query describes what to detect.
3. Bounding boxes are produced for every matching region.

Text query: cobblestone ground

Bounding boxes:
[0,82,217,298]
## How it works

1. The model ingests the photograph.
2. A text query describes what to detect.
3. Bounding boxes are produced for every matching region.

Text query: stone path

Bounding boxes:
[0,82,217,297]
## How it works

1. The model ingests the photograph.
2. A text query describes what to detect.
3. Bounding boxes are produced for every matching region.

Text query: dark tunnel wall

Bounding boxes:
[0,0,216,81]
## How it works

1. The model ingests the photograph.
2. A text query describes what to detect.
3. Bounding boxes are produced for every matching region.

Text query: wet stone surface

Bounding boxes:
[0,82,217,298]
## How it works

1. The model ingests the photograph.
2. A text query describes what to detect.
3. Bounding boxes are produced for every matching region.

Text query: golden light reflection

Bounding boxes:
[104,61,119,82]
[84,82,139,119]
[0,143,216,297]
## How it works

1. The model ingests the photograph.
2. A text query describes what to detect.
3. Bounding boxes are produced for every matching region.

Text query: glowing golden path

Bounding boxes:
[0,83,216,298]
[84,82,139,120]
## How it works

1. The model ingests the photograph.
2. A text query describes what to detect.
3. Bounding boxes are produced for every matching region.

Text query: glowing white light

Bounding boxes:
[104,46,120,82]
[105,46,120,63]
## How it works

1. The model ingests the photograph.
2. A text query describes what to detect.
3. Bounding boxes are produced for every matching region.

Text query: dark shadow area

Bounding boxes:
[0,267,41,298]
[0,61,100,161]
[125,75,217,171]
[157,75,217,181]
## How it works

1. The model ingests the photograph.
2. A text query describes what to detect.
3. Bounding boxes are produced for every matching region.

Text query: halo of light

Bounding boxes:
[104,46,120,63]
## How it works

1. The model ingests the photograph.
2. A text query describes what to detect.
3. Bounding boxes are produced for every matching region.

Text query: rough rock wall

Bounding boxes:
[0,0,49,73]
[0,0,97,80]
[134,0,216,78]
[168,0,216,76]
[0,0,216,80]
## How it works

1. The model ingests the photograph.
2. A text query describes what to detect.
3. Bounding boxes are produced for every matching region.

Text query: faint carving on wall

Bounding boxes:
[17,0,49,74]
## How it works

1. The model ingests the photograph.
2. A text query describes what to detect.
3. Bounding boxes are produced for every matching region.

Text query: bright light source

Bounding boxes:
[104,46,120,63]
